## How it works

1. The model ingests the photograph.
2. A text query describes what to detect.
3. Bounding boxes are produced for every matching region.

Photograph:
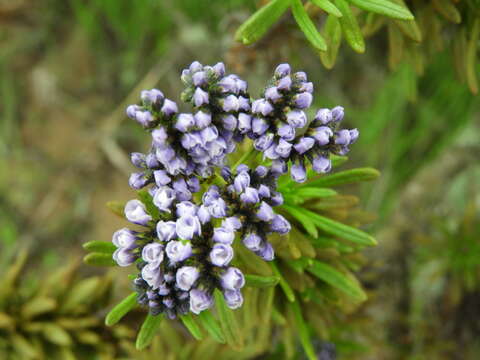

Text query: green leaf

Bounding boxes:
[106,201,125,218]
[245,274,280,287]
[105,292,137,326]
[348,0,413,20]
[235,0,291,45]
[311,0,342,17]
[214,289,244,349]
[466,19,479,94]
[291,0,328,51]
[307,260,367,301]
[135,314,163,350]
[180,314,203,340]
[296,187,338,198]
[302,208,377,246]
[432,0,461,24]
[83,252,116,267]
[138,189,160,219]
[270,262,296,302]
[198,310,226,344]
[302,167,380,188]
[335,0,365,53]
[290,301,316,360]
[82,241,116,254]
[282,204,318,238]
[331,154,348,167]
[320,15,342,69]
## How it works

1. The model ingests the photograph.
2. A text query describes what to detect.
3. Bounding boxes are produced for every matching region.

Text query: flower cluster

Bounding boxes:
[111,61,359,318]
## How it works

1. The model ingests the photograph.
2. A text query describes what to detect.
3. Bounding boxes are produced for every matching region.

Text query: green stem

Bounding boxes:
[233,148,258,169]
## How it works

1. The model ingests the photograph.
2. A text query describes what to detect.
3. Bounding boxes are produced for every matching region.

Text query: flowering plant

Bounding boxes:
[84,61,378,357]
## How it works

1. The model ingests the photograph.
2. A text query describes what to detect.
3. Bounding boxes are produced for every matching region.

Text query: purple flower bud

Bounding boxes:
[163,298,174,309]
[221,166,232,180]
[222,95,240,112]
[312,155,332,173]
[236,78,247,93]
[265,87,282,102]
[287,110,307,128]
[125,200,152,226]
[221,114,237,131]
[186,176,200,193]
[129,172,149,190]
[176,215,201,240]
[131,152,146,168]
[252,99,274,116]
[166,240,192,263]
[141,89,164,105]
[158,283,170,296]
[295,71,307,81]
[238,113,252,134]
[156,220,177,242]
[176,201,198,217]
[294,137,315,154]
[113,248,136,267]
[221,267,245,290]
[331,106,344,122]
[135,110,155,127]
[189,61,203,73]
[112,228,137,249]
[238,96,251,111]
[146,153,159,168]
[258,184,271,198]
[141,263,163,289]
[234,171,250,193]
[314,109,332,124]
[161,99,178,116]
[202,185,220,206]
[197,205,211,224]
[335,129,351,145]
[153,170,171,186]
[153,186,176,212]
[276,139,293,158]
[252,117,269,136]
[271,159,287,175]
[142,243,164,266]
[256,201,275,222]
[253,165,267,178]
[349,128,359,143]
[126,104,141,119]
[270,191,284,206]
[222,216,242,231]
[200,126,219,145]
[277,124,296,141]
[312,126,333,146]
[243,233,262,251]
[294,92,313,109]
[291,163,307,183]
[176,266,200,291]
[155,145,175,162]
[264,143,280,160]
[208,197,228,218]
[218,75,237,93]
[254,133,274,151]
[192,71,207,86]
[152,127,168,146]
[271,214,291,235]
[224,290,243,309]
[213,62,225,77]
[300,81,313,93]
[189,289,213,314]
[193,88,209,107]
[164,156,187,176]
[213,227,235,244]
[210,243,234,267]
[194,110,212,129]
[275,63,291,77]
[277,76,292,91]
[256,242,274,261]
[240,187,260,204]
[236,164,249,173]
[175,113,195,132]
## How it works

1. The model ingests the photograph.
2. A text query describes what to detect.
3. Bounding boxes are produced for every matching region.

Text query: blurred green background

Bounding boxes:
[1,0,479,359]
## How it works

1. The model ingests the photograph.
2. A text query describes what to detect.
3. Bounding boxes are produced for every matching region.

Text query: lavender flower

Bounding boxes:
[210,243,234,267]
[125,200,152,226]
[189,289,213,314]
[220,267,245,291]
[176,266,200,291]
[165,241,192,263]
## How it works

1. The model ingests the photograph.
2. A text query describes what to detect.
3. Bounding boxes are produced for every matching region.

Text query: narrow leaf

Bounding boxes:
[214,289,244,349]
[302,167,380,187]
[105,292,137,326]
[335,0,365,53]
[311,0,342,17]
[320,15,342,69]
[348,0,413,20]
[235,0,291,44]
[307,260,367,301]
[282,204,318,238]
[180,314,203,340]
[198,310,226,344]
[290,301,316,360]
[83,252,116,267]
[271,262,296,302]
[245,274,280,287]
[106,201,125,218]
[296,187,337,198]
[466,19,479,94]
[432,0,461,24]
[302,208,377,246]
[136,314,163,350]
[83,241,116,254]
[291,0,328,51]
[138,189,160,219]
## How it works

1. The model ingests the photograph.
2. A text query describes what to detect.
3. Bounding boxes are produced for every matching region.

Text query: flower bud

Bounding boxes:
[125,200,152,226]
[293,137,315,154]
[166,241,192,263]
[221,267,245,290]
[210,243,234,267]
[224,289,243,309]
[156,220,177,242]
[286,110,307,128]
[176,266,200,291]
[189,289,213,314]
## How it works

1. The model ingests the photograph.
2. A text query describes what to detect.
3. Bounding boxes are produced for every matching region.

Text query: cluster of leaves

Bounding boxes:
[236,0,480,93]
[84,153,379,359]
[0,251,141,360]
